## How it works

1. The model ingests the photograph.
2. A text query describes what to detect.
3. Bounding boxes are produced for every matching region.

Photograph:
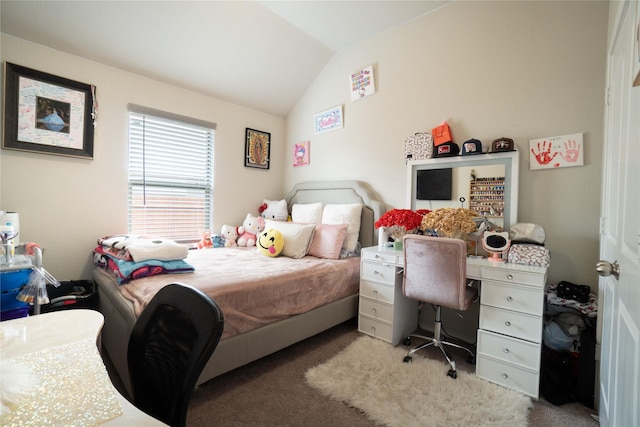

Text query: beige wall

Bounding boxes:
[0,35,285,280]
[285,1,608,290]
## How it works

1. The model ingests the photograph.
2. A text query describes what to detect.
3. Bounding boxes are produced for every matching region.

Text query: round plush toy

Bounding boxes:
[257,229,284,257]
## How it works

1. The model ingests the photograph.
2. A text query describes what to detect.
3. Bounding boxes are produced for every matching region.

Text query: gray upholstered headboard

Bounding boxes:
[285,180,385,248]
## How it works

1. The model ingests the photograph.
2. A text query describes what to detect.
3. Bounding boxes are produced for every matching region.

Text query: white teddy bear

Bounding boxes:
[236,214,265,247]
[220,224,238,247]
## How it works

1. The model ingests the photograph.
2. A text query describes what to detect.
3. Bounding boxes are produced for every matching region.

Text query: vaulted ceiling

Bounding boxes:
[1,1,449,117]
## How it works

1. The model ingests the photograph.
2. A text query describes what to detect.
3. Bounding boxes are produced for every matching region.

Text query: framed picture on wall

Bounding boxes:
[2,62,95,158]
[245,128,270,169]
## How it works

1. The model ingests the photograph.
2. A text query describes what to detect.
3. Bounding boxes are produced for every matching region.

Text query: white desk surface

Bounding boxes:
[0,310,166,426]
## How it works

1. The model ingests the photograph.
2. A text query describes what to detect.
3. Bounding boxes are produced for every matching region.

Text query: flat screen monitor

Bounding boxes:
[416,168,452,200]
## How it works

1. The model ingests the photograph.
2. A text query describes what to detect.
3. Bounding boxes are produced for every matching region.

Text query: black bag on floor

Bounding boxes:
[540,345,578,405]
[40,280,98,313]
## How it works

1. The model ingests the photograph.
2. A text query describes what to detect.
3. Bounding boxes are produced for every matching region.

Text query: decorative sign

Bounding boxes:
[350,65,375,101]
[529,133,584,170]
[314,105,343,134]
[293,141,310,167]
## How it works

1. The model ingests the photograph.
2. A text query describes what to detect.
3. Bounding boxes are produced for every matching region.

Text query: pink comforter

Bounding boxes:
[117,247,360,339]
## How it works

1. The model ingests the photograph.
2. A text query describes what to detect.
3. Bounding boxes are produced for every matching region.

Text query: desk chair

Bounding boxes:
[128,283,224,427]
[402,234,478,379]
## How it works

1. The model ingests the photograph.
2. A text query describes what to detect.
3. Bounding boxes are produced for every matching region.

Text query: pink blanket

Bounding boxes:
[116,247,360,339]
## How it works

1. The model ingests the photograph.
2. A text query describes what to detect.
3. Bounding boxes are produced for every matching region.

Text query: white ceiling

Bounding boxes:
[0,1,448,117]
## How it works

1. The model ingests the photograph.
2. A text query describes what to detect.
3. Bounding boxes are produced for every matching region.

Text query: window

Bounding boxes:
[128,105,215,243]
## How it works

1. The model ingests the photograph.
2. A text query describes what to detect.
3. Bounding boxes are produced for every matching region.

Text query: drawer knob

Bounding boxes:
[374,270,380,275]
[371,308,377,315]
[503,348,510,354]
[373,290,378,295]
[505,321,511,327]
[370,326,376,333]
[501,373,509,380]
[507,274,514,280]
[506,296,513,302]
[375,255,381,259]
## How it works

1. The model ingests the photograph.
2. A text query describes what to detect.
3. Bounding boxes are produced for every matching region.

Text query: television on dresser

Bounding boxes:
[416,168,452,200]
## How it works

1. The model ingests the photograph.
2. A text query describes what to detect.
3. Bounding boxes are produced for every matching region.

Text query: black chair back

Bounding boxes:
[128,283,224,427]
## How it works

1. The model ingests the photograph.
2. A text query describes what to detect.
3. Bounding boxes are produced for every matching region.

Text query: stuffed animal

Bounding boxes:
[258,199,289,221]
[237,214,265,247]
[211,234,225,248]
[256,228,284,257]
[196,231,213,249]
[220,224,238,247]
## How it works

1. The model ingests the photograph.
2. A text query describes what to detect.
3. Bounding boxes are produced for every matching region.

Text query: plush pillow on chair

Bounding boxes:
[264,220,316,259]
[307,223,348,259]
[321,204,362,253]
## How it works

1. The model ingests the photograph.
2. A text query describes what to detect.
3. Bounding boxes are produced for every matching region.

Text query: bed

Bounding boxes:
[94,180,384,396]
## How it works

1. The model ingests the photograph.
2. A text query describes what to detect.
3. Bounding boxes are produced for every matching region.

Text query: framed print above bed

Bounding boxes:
[245,128,270,169]
[2,62,96,159]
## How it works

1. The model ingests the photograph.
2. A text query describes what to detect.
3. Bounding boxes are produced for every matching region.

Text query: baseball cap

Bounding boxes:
[461,139,483,155]
[434,141,460,157]
[491,137,515,152]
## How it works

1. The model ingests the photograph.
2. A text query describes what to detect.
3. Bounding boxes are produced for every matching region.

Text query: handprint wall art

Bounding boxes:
[529,133,584,170]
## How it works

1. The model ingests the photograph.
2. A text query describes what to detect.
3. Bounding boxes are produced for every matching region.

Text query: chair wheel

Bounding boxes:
[447,369,457,379]
[403,337,412,346]
[403,356,412,363]
[466,355,476,365]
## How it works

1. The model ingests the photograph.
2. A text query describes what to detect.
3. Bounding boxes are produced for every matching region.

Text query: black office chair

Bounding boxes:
[402,234,478,379]
[128,283,224,427]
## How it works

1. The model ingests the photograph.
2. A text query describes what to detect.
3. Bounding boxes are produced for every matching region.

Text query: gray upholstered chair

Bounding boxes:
[402,234,478,379]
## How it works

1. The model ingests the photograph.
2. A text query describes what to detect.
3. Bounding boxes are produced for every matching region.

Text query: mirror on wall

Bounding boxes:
[406,151,519,230]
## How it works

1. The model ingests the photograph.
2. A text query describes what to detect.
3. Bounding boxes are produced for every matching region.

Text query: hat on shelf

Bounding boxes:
[434,141,460,157]
[491,137,516,152]
[461,139,484,155]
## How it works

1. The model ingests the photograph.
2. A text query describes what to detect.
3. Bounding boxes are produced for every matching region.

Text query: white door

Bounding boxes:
[598,1,640,426]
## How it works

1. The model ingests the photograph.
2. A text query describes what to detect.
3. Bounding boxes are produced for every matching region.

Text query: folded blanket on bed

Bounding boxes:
[97,234,189,262]
[94,247,194,284]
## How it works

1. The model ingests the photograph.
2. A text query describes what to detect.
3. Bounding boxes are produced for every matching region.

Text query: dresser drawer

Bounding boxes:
[361,261,398,285]
[479,305,542,343]
[358,316,393,343]
[361,249,402,265]
[360,280,394,303]
[359,297,394,323]
[476,355,540,398]
[482,267,546,287]
[480,280,544,316]
[477,329,541,370]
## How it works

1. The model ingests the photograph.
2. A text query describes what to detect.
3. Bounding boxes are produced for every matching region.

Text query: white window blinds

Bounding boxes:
[128,106,215,243]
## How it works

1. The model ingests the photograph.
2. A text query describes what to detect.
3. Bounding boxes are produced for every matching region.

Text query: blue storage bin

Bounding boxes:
[1,268,31,312]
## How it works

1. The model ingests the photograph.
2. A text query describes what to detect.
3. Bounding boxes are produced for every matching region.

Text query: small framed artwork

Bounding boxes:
[293,141,310,166]
[3,62,95,158]
[245,128,270,169]
[314,105,343,134]
[529,132,584,170]
[350,65,375,101]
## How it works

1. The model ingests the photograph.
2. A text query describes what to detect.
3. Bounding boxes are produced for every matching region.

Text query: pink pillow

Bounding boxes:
[308,223,348,259]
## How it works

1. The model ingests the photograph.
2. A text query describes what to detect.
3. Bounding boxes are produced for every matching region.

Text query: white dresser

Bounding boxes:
[475,261,548,398]
[358,247,418,345]
[358,245,548,398]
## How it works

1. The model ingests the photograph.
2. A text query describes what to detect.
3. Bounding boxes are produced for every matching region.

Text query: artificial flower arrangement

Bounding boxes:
[375,209,431,241]
[419,207,478,239]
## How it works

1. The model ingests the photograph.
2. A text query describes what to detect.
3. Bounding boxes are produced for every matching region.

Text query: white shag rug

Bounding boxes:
[305,336,532,427]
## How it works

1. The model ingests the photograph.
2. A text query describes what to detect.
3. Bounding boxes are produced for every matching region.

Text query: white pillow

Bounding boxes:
[291,203,323,224]
[321,203,362,252]
[264,220,316,259]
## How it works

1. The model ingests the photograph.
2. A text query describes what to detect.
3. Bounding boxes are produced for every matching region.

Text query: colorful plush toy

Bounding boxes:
[221,224,238,247]
[237,214,265,247]
[258,199,289,221]
[196,230,213,249]
[211,234,225,248]
[256,229,284,257]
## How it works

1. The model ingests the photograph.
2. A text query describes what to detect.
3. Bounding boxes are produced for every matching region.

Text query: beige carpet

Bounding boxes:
[306,335,533,427]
